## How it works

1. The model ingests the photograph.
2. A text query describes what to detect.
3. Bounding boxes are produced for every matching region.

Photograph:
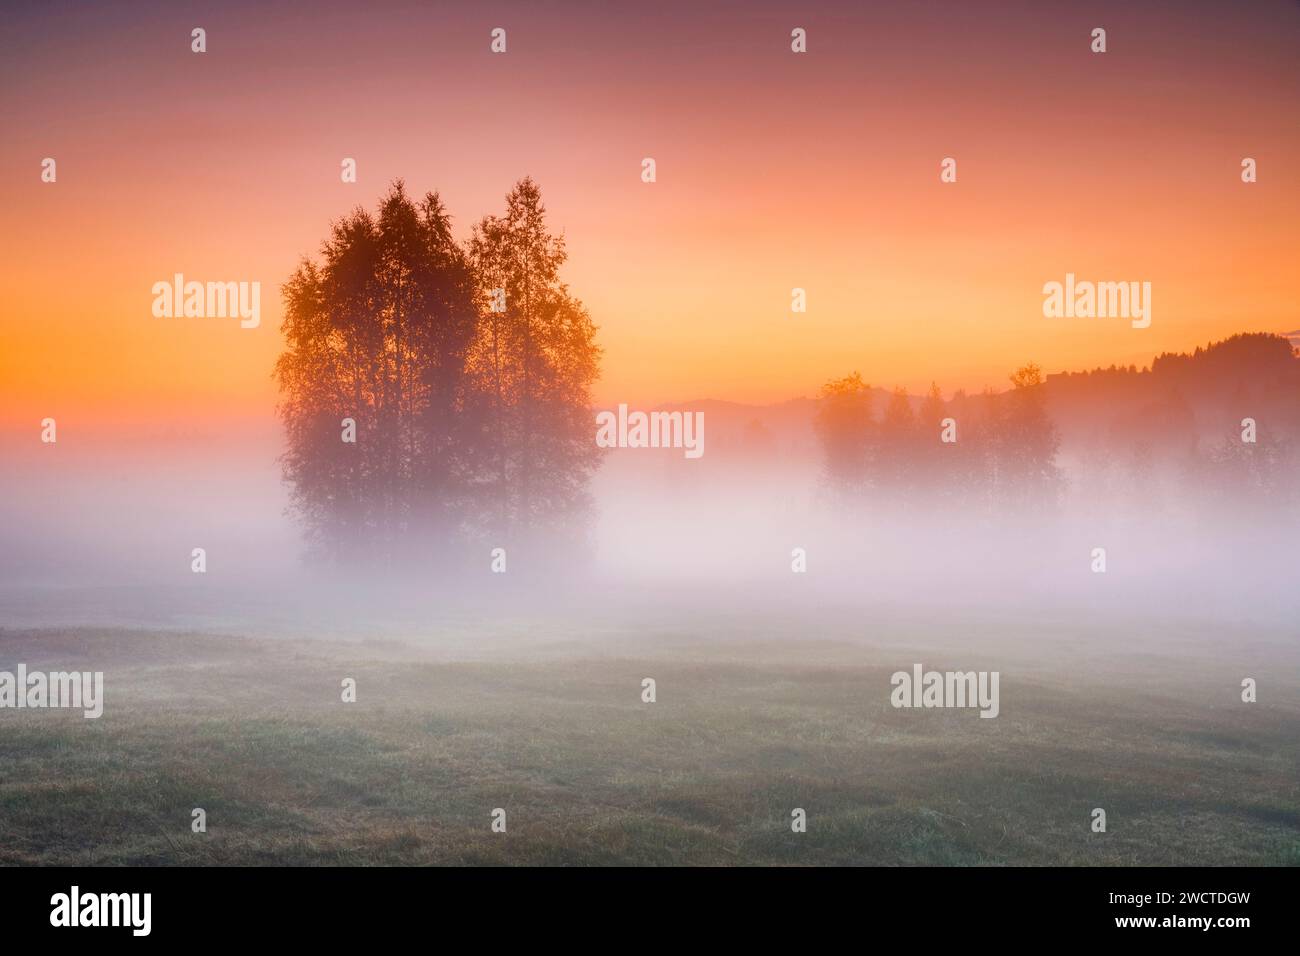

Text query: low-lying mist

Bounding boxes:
[2,416,1295,643]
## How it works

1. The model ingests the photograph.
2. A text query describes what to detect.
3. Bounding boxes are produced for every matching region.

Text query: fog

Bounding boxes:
[2,411,1295,646]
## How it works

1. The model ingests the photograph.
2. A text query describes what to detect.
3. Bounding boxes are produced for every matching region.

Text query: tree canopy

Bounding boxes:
[276,179,600,565]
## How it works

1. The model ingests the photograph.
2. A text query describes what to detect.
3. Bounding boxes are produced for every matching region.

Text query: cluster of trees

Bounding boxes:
[275,179,600,564]
[814,364,1063,515]
[1053,334,1300,521]
[815,334,1300,523]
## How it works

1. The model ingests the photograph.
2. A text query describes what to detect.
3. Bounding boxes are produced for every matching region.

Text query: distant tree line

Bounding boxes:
[1049,333,1300,521]
[815,335,1300,522]
[815,364,1063,516]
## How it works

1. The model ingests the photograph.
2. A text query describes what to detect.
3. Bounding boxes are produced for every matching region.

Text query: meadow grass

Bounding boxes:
[0,624,1296,865]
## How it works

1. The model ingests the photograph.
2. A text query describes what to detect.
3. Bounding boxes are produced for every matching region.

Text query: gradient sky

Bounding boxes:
[2,0,1297,434]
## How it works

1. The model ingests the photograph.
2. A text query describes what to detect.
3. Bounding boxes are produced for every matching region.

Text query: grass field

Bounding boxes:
[1,615,1297,866]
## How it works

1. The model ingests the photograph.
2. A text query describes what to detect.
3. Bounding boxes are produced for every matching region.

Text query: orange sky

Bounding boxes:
[2,0,1297,432]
